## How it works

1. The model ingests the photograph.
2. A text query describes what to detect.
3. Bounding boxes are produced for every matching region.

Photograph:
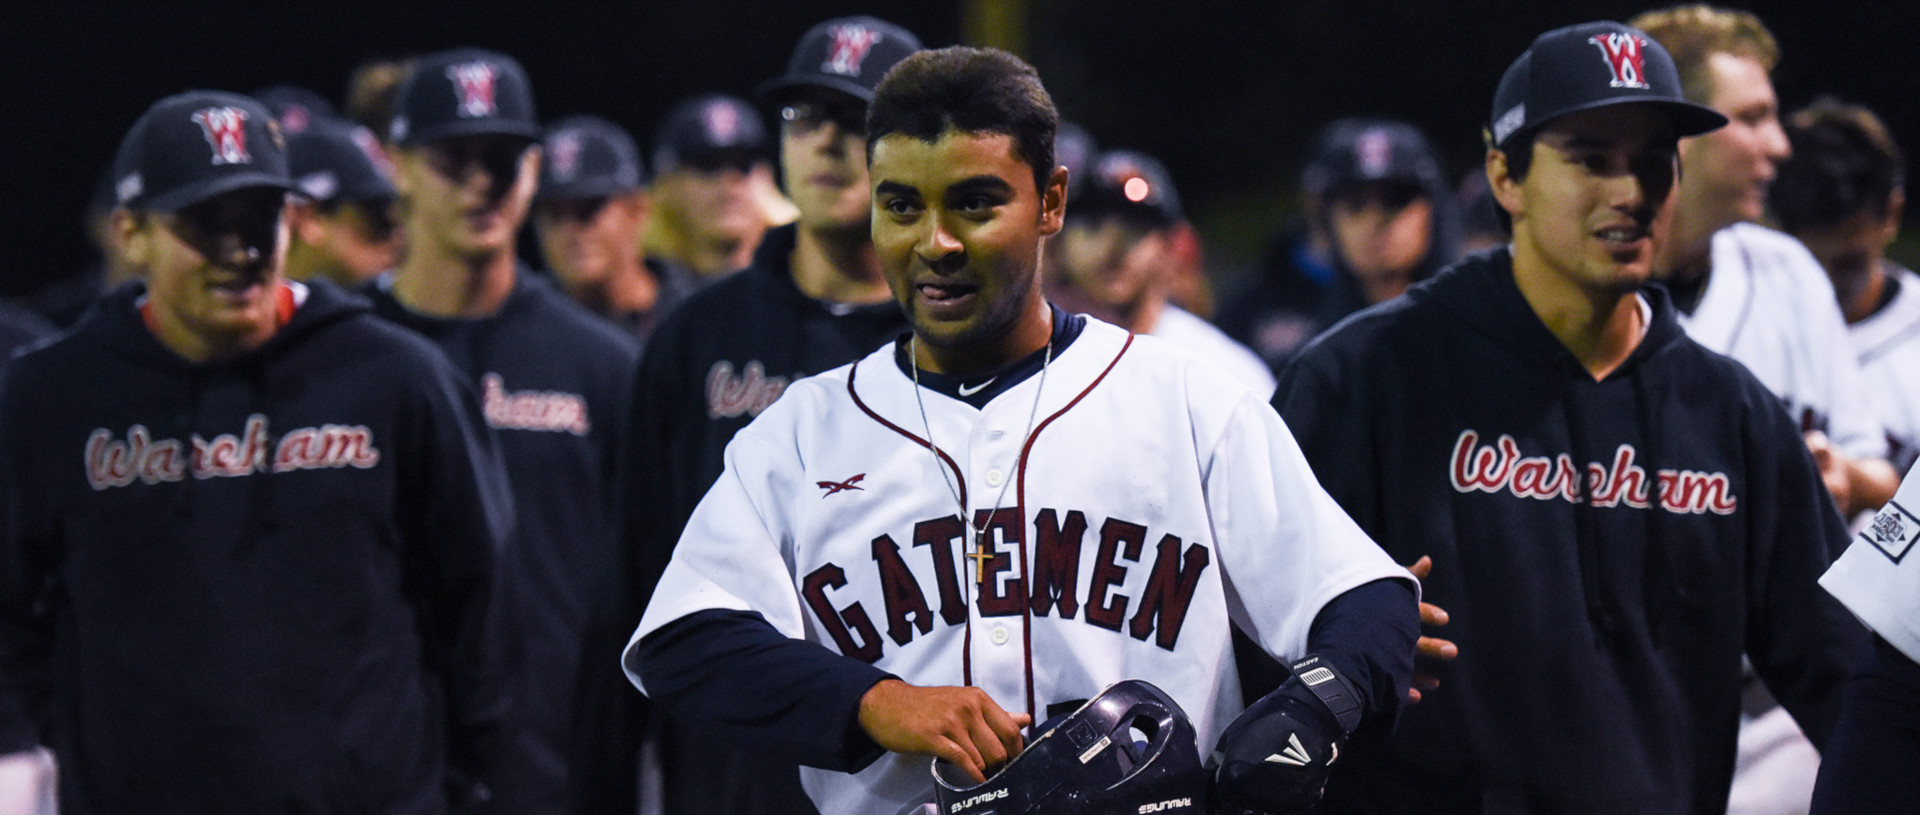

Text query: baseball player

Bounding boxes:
[283,115,401,288]
[370,49,642,814]
[1630,5,1898,520]
[1047,148,1276,398]
[0,90,514,813]
[1810,468,1920,812]
[1772,98,1920,471]
[532,114,691,349]
[643,93,791,282]
[1273,21,1868,814]
[619,17,924,815]
[626,46,1418,815]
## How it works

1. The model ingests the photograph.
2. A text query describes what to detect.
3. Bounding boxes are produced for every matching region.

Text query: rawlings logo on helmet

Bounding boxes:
[447,61,500,117]
[1587,32,1651,90]
[823,23,882,76]
[192,107,253,165]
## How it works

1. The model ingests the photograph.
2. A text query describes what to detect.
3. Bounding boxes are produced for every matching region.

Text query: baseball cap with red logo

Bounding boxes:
[1488,20,1727,152]
[1071,149,1182,229]
[537,115,645,200]
[112,90,294,212]
[389,47,541,147]
[756,16,924,105]
[287,117,398,204]
[651,94,768,174]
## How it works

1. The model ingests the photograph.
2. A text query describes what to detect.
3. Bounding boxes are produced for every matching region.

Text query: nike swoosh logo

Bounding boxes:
[957,377,997,397]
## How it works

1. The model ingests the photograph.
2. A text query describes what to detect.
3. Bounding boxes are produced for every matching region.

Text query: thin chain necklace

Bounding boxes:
[910,334,1053,585]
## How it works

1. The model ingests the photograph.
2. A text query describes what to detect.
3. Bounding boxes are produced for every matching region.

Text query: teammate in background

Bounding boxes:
[1811,468,1920,813]
[1772,99,1920,471]
[253,84,339,134]
[345,56,414,142]
[1455,169,1506,255]
[371,49,641,814]
[1631,5,1898,520]
[1047,148,1276,396]
[534,115,689,348]
[284,116,401,288]
[0,89,514,813]
[626,45,1417,815]
[643,94,793,282]
[1276,22,1868,813]
[1216,118,1460,375]
[618,17,923,815]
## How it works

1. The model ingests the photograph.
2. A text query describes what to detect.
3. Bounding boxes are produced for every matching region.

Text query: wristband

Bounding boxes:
[1288,655,1363,736]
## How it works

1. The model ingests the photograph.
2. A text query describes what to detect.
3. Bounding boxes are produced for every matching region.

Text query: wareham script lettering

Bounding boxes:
[85,415,381,490]
[1449,429,1737,515]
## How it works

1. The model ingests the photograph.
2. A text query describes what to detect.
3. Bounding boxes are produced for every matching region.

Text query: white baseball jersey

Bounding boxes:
[1847,261,1920,460]
[1821,462,1920,664]
[1679,223,1889,460]
[627,317,1406,815]
[1148,304,1278,400]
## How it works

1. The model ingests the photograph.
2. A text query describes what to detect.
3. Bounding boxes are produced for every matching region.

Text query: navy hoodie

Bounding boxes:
[1275,248,1867,813]
[365,270,639,814]
[0,279,514,814]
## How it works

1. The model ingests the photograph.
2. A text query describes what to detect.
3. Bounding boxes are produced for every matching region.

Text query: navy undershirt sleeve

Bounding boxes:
[629,608,895,772]
[1303,577,1420,726]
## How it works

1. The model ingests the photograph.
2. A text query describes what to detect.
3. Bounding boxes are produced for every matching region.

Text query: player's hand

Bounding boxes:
[1405,555,1457,705]
[1208,673,1347,814]
[1806,430,1855,515]
[857,679,1030,784]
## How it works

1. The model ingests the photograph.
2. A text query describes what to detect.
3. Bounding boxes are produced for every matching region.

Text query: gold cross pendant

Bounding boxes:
[965,543,995,585]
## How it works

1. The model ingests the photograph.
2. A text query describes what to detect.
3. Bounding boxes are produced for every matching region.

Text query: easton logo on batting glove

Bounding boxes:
[1207,656,1362,814]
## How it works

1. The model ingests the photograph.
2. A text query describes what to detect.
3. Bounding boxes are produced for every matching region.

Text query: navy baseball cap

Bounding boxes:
[1056,121,1099,198]
[253,84,339,134]
[651,95,768,174]
[538,115,645,200]
[1489,21,1727,151]
[756,16,923,105]
[112,90,294,212]
[389,47,541,147]
[287,116,398,204]
[1071,149,1182,228]
[1304,118,1446,198]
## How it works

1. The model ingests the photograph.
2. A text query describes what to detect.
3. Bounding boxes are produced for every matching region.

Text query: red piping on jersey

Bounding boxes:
[846,358,979,685]
[1013,333,1133,726]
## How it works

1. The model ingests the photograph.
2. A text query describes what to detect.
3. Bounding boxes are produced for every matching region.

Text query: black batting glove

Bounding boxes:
[1207,656,1362,815]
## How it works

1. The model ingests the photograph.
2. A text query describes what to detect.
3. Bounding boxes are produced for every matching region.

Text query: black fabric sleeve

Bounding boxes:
[1743,400,1872,749]
[0,366,53,754]
[1304,577,1419,728]
[629,608,895,772]
[1810,635,1920,814]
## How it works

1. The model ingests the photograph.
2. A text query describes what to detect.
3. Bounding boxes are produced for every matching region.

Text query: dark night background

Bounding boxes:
[7,1,1919,300]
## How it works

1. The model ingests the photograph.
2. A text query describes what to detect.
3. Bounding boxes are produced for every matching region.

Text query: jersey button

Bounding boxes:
[986,469,1004,487]
[990,626,1010,645]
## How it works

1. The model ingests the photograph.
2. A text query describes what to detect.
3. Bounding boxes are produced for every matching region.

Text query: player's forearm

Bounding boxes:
[631,608,896,771]
[1303,577,1420,725]
[1845,456,1899,518]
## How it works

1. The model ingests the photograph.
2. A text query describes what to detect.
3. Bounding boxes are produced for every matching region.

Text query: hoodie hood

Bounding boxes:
[92,277,372,371]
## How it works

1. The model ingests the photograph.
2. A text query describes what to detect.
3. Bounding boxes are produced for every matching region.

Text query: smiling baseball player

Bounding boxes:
[624,46,1417,815]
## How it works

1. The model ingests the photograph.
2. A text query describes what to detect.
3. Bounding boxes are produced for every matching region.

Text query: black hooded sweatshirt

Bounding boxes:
[1274,248,1866,813]
[0,279,514,814]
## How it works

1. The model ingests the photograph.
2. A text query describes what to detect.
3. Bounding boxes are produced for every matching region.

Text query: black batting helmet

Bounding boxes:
[931,680,1207,815]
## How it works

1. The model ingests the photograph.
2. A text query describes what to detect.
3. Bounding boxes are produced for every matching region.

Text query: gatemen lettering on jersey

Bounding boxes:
[1449,429,1737,514]
[801,507,1211,663]
[481,373,590,435]
[706,360,789,419]
[85,415,380,490]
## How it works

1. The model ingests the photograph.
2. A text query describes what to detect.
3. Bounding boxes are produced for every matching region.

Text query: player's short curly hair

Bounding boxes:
[1773,98,1907,233]
[1629,5,1779,105]
[866,46,1058,196]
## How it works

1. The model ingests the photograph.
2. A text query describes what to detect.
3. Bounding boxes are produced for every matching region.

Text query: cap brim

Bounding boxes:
[142,173,296,213]
[397,118,544,147]
[1503,98,1729,149]
[755,75,874,106]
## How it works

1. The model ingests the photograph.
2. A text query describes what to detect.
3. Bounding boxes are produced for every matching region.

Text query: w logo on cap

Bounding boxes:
[823,24,882,77]
[447,61,500,118]
[549,131,583,180]
[1588,33,1651,90]
[192,107,253,165]
[704,102,741,142]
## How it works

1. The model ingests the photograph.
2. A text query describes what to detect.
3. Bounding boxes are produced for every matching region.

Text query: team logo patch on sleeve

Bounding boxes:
[1862,501,1920,563]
